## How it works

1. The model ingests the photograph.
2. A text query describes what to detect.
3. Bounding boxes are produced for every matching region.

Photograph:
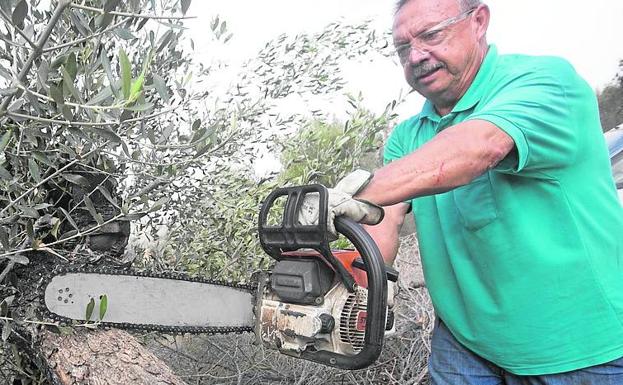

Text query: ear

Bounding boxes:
[472,4,490,40]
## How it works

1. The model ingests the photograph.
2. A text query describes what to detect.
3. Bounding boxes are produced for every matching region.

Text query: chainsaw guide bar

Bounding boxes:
[41,265,259,335]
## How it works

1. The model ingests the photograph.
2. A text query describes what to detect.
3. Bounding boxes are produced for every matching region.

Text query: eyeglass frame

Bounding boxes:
[395,7,477,64]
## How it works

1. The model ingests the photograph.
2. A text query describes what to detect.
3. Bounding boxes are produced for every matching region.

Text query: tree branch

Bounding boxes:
[42,20,126,53]
[0,8,37,49]
[69,3,196,20]
[0,212,127,259]
[15,84,126,111]
[6,107,176,127]
[0,0,72,117]
[0,142,108,217]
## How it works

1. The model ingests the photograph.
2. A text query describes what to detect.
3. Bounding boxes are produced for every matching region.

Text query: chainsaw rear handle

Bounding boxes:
[259,185,387,370]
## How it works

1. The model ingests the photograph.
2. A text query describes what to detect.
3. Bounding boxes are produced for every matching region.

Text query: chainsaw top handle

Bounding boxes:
[258,184,388,370]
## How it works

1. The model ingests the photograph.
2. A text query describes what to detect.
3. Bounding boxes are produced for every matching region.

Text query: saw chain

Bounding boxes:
[39,265,258,335]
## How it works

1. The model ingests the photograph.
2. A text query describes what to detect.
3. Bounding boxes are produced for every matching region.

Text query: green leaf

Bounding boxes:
[32,151,55,168]
[181,0,191,15]
[28,158,41,183]
[0,129,12,152]
[11,0,27,29]
[85,298,95,322]
[128,72,145,103]
[150,197,169,212]
[65,53,78,80]
[119,48,131,99]
[62,66,81,102]
[87,127,122,143]
[2,320,11,342]
[86,86,114,106]
[100,51,119,98]
[104,0,122,13]
[97,186,119,208]
[119,212,147,221]
[62,174,90,187]
[115,28,136,41]
[5,254,28,265]
[0,296,14,317]
[99,295,108,320]
[211,16,219,31]
[49,84,64,109]
[59,207,79,231]
[0,226,9,250]
[151,74,169,102]
[83,196,104,225]
[156,30,173,53]
[124,102,153,112]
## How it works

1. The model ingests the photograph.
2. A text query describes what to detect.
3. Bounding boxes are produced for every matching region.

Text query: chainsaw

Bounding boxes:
[42,184,398,370]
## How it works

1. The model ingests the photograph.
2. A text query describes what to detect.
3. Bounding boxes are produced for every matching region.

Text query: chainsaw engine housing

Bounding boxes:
[259,257,393,357]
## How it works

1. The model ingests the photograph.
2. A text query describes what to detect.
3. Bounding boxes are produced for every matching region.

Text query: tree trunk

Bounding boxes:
[39,329,185,385]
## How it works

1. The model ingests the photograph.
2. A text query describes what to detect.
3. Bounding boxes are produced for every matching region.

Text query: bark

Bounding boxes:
[39,329,185,385]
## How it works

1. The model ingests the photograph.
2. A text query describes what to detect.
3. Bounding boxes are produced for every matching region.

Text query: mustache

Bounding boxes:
[411,62,445,79]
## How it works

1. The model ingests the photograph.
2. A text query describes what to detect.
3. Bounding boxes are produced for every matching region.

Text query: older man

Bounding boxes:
[301,0,623,383]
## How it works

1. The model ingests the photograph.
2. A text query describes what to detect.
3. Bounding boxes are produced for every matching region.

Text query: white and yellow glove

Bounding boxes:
[298,170,384,239]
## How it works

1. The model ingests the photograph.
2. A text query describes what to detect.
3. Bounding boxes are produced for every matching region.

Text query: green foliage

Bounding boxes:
[597,61,623,131]
[0,0,199,269]
[279,94,399,187]
[85,298,95,322]
[154,21,399,280]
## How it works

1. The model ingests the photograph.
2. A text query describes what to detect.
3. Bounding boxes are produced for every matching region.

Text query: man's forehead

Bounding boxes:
[393,0,462,32]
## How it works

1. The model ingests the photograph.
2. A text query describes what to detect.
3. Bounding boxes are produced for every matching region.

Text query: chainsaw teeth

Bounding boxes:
[39,265,258,335]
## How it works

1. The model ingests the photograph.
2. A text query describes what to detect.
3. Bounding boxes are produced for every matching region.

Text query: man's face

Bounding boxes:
[393,0,486,107]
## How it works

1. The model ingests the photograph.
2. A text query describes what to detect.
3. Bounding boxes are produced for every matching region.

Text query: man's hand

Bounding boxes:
[298,170,384,239]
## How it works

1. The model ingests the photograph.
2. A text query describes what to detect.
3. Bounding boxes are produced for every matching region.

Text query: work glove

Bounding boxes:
[298,170,384,240]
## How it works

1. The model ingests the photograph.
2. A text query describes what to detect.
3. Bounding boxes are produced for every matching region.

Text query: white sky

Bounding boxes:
[186,0,623,95]
[185,1,623,174]
[185,0,623,123]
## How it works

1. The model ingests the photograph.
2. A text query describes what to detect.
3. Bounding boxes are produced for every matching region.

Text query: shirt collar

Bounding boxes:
[419,44,498,121]
[452,44,498,112]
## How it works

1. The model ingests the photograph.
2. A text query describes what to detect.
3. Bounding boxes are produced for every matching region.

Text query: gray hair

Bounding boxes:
[395,0,482,14]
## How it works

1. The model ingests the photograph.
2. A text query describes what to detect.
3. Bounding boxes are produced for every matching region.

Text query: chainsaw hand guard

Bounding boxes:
[258,184,388,370]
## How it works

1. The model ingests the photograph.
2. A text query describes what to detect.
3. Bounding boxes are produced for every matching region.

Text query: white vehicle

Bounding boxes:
[605,125,623,202]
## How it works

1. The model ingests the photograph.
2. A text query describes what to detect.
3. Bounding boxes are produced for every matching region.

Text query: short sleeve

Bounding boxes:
[466,59,582,174]
[384,116,418,165]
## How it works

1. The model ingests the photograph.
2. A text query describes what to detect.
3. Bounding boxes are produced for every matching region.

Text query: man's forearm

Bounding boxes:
[357,119,515,206]
[363,203,410,265]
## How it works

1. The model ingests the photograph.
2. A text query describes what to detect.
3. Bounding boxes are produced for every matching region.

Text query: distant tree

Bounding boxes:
[597,59,623,131]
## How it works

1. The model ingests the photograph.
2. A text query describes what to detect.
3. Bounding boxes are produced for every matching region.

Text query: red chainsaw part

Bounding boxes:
[281,249,369,288]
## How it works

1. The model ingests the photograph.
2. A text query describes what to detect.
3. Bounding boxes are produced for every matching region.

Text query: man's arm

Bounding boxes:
[363,202,410,266]
[358,120,515,206]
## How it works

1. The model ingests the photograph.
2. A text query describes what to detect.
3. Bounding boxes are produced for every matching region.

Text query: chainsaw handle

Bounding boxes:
[258,184,357,292]
[300,216,387,370]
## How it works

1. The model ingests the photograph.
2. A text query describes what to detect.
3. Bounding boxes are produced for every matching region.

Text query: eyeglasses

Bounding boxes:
[395,8,476,63]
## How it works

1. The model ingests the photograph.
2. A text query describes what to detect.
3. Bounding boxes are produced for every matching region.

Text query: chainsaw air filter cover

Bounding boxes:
[270,259,334,305]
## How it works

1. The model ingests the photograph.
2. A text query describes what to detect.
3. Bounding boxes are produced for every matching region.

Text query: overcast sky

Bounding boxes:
[185,0,623,120]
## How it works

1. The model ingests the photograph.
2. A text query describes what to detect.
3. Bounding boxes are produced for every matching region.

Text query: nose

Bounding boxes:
[407,45,431,65]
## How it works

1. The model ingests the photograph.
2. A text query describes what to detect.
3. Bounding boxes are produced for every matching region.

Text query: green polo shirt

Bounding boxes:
[385,45,623,375]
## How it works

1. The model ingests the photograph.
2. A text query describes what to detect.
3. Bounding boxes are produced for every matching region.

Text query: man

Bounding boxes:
[301,0,623,383]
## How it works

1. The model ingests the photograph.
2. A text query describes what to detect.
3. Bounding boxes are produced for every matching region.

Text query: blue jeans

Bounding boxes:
[429,318,623,385]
